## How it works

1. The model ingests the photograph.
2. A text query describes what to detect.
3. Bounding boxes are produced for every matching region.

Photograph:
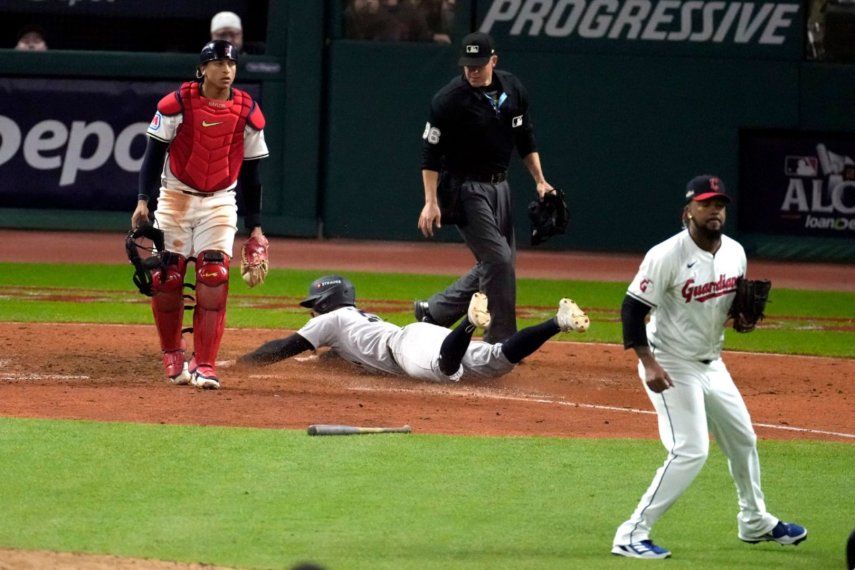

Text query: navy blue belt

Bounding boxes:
[700,359,712,365]
[460,171,507,184]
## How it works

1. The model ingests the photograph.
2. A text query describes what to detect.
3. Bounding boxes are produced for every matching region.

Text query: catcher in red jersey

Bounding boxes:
[131,40,269,390]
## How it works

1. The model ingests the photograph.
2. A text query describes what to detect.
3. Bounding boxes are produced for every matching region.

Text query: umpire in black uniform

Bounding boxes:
[416,32,555,343]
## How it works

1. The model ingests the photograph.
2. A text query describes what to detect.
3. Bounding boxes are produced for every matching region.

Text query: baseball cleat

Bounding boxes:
[191,364,220,390]
[414,300,437,324]
[162,350,191,385]
[467,292,491,329]
[556,298,589,332]
[739,521,807,546]
[611,540,671,559]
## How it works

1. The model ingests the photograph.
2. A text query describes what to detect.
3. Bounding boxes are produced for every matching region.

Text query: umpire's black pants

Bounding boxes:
[427,179,516,343]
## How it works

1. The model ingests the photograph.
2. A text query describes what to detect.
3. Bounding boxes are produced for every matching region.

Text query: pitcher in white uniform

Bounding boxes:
[239,275,589,381]
[611,175,806,560]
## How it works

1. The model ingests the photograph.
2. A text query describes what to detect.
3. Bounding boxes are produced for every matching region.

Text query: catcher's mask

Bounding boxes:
[125,222,166,297]
[528,189,569,246]
[300,275,356,315]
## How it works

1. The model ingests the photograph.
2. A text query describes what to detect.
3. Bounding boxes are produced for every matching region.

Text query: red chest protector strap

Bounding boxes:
[166,81,255,193]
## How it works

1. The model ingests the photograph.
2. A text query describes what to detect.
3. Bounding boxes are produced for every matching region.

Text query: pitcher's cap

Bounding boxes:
[685,175,730,203]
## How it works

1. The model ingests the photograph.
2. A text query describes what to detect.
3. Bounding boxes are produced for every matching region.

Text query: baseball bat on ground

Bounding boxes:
[307,424,412,436]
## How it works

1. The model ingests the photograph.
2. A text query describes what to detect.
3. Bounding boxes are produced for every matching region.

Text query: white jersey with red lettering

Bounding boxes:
[613,229,780,549]
[297,307,513,382]
[627,229,745,362]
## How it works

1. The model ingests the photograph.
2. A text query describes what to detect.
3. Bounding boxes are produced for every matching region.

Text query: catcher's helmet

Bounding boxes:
[300,275,356,314]
[199,40,238,64]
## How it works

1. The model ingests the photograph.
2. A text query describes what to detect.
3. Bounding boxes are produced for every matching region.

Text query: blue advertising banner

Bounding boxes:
[0,0,247,18]
[0,78,259,212]
[476,0,804,60]
[739,130,855,238]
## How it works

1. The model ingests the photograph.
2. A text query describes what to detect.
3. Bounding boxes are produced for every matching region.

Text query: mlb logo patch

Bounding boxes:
[512,115,523,128]
[466,45,480,54]
[784,156,818,177]
[149,112,161,130]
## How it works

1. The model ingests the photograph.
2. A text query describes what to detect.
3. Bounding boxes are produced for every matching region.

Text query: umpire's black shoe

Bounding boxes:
[414,300,437,324]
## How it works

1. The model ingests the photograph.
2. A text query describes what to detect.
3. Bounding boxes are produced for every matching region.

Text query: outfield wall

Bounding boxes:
[0,1,853,261]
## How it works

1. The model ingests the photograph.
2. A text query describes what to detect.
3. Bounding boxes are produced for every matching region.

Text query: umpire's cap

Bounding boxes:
[458,32,496,66]
[300,275,356,315]
[685,175,731,204]
[200,40,238,64]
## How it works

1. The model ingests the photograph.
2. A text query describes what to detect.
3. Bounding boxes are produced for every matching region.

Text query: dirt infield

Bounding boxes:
[0,321,851,442]
[1,230,852,444]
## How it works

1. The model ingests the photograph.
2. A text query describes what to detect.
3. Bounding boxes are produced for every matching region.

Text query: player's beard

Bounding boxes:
[692,218,723,241]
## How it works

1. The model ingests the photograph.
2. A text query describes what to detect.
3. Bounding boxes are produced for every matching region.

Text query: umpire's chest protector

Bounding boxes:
[162,81,262,192]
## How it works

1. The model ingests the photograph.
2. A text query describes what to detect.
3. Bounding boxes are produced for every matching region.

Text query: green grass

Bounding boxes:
[0,263,852,568]
[1,263,853,357]
[0,418,850,570]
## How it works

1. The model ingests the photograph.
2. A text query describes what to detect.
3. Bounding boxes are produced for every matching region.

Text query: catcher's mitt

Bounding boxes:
[125,222,166,297]
[728,277,771,333]
[528,189,569,246]
[241,235,269,287]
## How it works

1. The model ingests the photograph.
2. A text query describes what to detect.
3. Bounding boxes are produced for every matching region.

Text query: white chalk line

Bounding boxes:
[0,349,850,438]
[0,373,90,381]
[345,385,855,440]
[0,359,89,381]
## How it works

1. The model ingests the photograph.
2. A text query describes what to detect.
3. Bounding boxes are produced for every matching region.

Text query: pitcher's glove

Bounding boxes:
[728,277,771,333]
[240,235,269,288]
[528,189,569,246]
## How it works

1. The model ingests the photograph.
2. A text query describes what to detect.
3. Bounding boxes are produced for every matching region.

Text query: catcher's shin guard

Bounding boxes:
[151,253,188,352]
[193,250,230,368]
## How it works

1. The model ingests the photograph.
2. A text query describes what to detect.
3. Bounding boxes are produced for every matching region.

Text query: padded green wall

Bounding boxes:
[324,45,801,249]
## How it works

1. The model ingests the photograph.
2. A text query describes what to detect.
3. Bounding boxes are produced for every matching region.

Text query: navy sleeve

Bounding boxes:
[137,137,169,202]
[621,294,652,350]
[514,80,538,158]
[420,95,447,171]
[239,333,314,365]
[238,159,262,230]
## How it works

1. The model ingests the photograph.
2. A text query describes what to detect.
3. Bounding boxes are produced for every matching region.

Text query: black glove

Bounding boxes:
[728,277,772,333]
[528,189,569,246]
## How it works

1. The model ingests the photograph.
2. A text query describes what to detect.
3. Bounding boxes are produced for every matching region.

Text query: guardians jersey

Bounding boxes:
[627,230,746,362]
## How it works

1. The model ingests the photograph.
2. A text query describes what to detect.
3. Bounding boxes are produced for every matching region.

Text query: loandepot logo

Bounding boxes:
[480,0,799,45]
[780,143,855,232]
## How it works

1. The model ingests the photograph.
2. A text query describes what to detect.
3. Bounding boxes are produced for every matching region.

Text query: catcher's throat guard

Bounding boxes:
[125,222,166,296]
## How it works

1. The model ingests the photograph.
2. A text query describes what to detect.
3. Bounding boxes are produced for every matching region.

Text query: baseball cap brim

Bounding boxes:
[691,192,731,202]
[299,296,319,308]
[458,55,492,66]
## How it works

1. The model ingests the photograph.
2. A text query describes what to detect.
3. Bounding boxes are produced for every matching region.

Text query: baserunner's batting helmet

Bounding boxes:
[300,275,356,314]
[199,40,238,64]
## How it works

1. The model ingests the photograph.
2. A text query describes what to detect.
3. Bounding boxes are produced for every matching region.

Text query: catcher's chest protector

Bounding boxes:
[168,82,253,192]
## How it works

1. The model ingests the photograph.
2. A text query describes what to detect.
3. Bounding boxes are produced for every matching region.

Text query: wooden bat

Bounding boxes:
[307,424,412,436]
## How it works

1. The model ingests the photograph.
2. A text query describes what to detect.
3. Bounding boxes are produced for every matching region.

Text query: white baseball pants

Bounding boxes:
[154,187,238,257]
[389,323,514,383]
[613,350,778,546]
